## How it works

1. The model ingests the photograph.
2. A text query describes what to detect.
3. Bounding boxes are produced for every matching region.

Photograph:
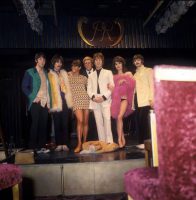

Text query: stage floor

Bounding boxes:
[2,139,146,197]
[3,133,144,165]
[36,144,144,164]
[4,144,144,164]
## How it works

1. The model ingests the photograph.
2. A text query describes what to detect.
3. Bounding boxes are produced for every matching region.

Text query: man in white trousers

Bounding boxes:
[87,52,114,143]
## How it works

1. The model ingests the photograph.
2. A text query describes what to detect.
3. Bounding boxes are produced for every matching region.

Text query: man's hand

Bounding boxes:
[107,83,114,91]
[149,100,154,108]
[93,96,104,103]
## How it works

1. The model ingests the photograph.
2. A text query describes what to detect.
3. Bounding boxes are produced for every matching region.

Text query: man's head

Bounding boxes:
[133,54,144,68]
[83,56,93,71]
[93,52,104,70]
[35,52,46,68]
[51,54,64,72]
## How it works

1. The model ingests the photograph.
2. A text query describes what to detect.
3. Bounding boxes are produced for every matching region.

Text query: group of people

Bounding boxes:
[21,52,154,153]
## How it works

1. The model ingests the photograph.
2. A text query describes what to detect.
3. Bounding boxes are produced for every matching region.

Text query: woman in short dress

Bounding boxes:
[110,56,135,148]
[68,59,90,153]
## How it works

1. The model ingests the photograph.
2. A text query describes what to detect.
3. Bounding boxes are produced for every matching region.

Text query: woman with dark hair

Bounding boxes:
[68,59,90,153]
[110,56,135,148]
[48,54,73,151]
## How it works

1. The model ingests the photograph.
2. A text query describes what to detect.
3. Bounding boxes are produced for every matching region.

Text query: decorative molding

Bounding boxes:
[78,17,124,47]
[19,0,43,35]
[155,0,195,34]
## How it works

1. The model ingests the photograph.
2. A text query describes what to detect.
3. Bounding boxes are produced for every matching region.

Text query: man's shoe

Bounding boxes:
[42,148,50,153]
[37,148,50,154]
[55,145,63,152]
[136,144,145,149]
[62,145,69,151]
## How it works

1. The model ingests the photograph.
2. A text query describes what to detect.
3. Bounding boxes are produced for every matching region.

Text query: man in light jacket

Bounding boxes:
[87,52,114,143]
[133,54,154,149]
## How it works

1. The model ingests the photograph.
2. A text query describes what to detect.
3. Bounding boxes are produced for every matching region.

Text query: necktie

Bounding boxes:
[96,70,101,94]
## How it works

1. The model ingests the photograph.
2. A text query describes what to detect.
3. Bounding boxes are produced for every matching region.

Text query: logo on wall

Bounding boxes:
[78,17,124,47]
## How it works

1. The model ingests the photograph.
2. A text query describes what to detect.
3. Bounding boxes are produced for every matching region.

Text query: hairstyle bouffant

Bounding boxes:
[83,56,93,64]
[113,56,127,74]
[71,59,82,67]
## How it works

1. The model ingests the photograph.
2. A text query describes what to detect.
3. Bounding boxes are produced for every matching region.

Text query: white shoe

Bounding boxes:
[136,144,145,149]
[62,145,69,151]
[37,148,50,154]
[55,145,63,152]
[42,148,50,153]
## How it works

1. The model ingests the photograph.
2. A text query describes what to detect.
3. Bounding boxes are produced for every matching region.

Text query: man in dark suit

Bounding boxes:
[80,56,94,77]
[81,56,98,141]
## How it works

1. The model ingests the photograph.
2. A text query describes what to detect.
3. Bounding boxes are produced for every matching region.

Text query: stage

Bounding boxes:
[3,144,145,197]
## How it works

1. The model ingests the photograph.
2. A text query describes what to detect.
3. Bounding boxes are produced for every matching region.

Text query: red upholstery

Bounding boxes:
[124,65,196,200]
[0,164,22,190]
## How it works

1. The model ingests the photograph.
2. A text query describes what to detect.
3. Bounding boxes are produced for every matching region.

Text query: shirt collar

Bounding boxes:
[136,65,145,72]
[86,68,93,73]
[96,68,102,72]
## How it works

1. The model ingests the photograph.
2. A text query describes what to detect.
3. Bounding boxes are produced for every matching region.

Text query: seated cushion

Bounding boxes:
[0,164,22,190]
[124,167,159,200]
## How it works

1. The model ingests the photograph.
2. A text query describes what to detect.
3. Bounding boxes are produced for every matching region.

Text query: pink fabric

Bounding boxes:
[124,168,159,200]
[124,65,196,200]
[111,74,135,119]
[155,66,196,200]
[0,164,22,190]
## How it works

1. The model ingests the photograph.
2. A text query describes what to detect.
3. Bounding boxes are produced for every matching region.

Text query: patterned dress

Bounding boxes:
[68,75,90,111]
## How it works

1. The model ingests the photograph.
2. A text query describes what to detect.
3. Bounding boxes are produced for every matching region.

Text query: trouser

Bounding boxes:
[29,102,48,149]
[134,93,151,144]
[135,106,151,144]
[93,104,113,143]
[53,100,70,146]
[87,110,98,141]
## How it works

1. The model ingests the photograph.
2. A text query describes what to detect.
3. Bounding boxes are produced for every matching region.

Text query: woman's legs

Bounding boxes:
[74,109,83,152]
[83,109,89,143]
[117,100,128,148]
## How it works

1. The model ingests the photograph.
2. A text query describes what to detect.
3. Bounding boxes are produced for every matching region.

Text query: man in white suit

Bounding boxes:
[87,52,114,143]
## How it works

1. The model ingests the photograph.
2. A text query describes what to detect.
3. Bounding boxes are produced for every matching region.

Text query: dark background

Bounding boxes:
[0,0,196,147]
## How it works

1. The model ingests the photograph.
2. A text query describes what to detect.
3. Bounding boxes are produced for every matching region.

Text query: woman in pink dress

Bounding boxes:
[110,56,135,148]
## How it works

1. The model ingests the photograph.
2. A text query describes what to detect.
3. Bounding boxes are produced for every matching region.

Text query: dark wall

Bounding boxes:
[0,13,196,48]
[0,10,196,147]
